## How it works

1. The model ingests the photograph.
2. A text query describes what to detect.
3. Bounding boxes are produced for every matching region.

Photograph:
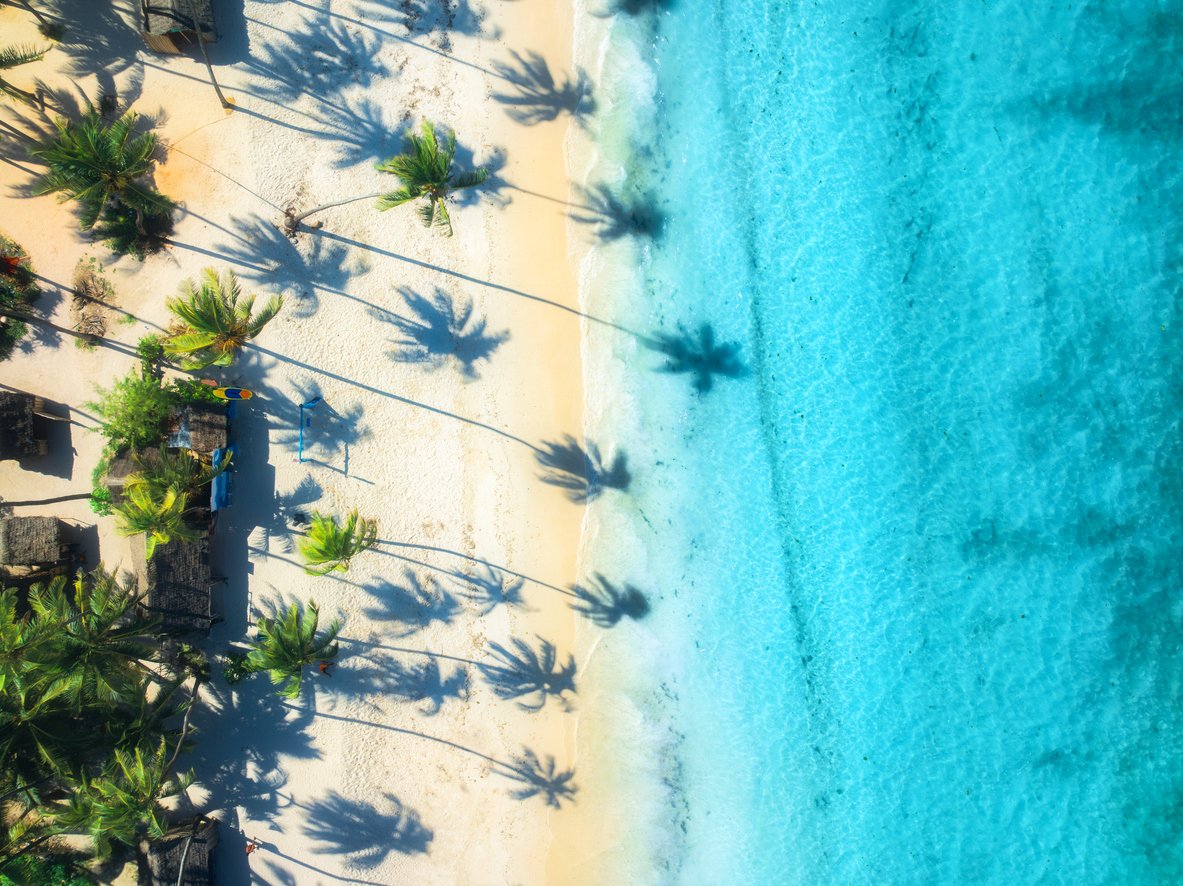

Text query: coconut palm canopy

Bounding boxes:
[376,122,488,236]
[31,109,175,231]
[246,600,341,699]
[164,268,283,369]
[298,509,377,575]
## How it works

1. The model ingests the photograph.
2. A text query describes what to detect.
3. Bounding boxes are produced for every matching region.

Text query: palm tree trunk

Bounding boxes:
[2,493,91,506]
[283,192,385,234]
[164,678,203,776]
[188,0,230,110]
[134,207,147,237]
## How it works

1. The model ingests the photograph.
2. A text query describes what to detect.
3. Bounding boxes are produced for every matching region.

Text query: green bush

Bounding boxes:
[0,856,91,885]
[170,378,223,406]
[88,370,174,450]
[0,233,40,361]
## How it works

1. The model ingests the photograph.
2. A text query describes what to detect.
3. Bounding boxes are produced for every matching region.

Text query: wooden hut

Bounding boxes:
[167,404,228,455]
[0,516,66,570]
[143,537,215,635]
[103,448,164,503]
[140,0,216,54]
[148,818,219,885]
[0,392,48,459]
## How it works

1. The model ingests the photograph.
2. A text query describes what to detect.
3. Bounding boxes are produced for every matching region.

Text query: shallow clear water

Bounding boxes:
[580,0,1183,882]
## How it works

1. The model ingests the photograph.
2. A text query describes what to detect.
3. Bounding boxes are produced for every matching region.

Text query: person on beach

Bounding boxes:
[245,838,259,856]
[319,660,334,676]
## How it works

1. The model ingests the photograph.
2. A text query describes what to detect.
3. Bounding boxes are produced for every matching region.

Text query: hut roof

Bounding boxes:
[142,0,215,37]
[167,404,227,454]
[145,537,213,634]
[104,448,164,499]
[0,517,63,566]
[0,392,36,459]
[148,818,218,886]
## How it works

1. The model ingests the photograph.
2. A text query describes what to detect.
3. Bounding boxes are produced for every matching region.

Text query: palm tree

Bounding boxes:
[298,510,377,575]
[282,123,487,235]
[376,123,488,236]
[245,600,341,698]
[113,484,203,559]
[163,268,283,369]
[477,637,576,712]
[129,446,230,499]
[53,739,190,855]
[25,570,158,714]
[0,44,47,106]
[30,108,175,234]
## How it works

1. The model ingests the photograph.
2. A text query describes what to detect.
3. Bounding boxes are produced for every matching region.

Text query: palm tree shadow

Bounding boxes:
[386,656,470,714]
[536,435,630,503]
[595,0,677,15]
[303,792,432,866]
[318,94,401,169]
[375,288,508,381]
[249,474,324,556]
[457,564,530,615]
[478,637,576,712]
[204,212,357,319]
[569,574,650,627]
[56,0,145,107]
[570,182,665,243]
[183,678,321,825]
[246,15,392,104]
[357,0,492,40]
[644,323,749,394]
[491,50,596,126]
[360,569,460,636]
[451,143,511,208]
[501,748,578,809]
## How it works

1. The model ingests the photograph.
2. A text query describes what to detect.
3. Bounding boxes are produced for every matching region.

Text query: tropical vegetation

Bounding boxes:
[164,268,284,369]
[376,122,488,236]
[298,510,377,575]
[88,369,175,451]
[238,600,341,698]
[30,108,175,253]
[0,570,200,870]
[0,234,40,361]
[112,482,203,559]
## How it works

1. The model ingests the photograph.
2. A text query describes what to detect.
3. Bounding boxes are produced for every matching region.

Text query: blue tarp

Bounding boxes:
[210,446,234,511]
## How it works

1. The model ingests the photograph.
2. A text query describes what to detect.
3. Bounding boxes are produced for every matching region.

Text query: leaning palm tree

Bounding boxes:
[0,44,47,105]
[283,123,487,236]
[245,600,341,698]
[163,268,283,369]
[376,123,488,236]
[113,484,203,559]
[30,108,175,234]
[298,510,377,575]
[477,637,576,712]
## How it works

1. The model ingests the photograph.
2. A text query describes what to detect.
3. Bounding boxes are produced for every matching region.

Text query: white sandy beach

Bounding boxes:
[0,0,599,882]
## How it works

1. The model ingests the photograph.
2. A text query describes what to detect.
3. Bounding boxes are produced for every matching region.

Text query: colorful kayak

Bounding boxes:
[212,387,253,401]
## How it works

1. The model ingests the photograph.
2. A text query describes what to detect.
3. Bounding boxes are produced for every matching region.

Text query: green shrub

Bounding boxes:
[89,485,113,516]
[170,378,222,406]
[0,856,91,885]
[0,233,40,361]
[88,370,174,450]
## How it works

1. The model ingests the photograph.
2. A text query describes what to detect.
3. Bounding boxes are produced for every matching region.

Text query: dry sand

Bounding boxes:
[0,0,600,882]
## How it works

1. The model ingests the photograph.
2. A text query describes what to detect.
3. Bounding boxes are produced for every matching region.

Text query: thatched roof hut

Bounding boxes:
[140,0,217,54]
[144,537,214,634]
[103,448,164,502]
[148,818,219,885]
[0,516,64,567]
[0,392,46,460]
[167,404,228,454]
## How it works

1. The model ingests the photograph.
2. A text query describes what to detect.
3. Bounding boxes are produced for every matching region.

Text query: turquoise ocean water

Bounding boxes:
[577,1,1183,882]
